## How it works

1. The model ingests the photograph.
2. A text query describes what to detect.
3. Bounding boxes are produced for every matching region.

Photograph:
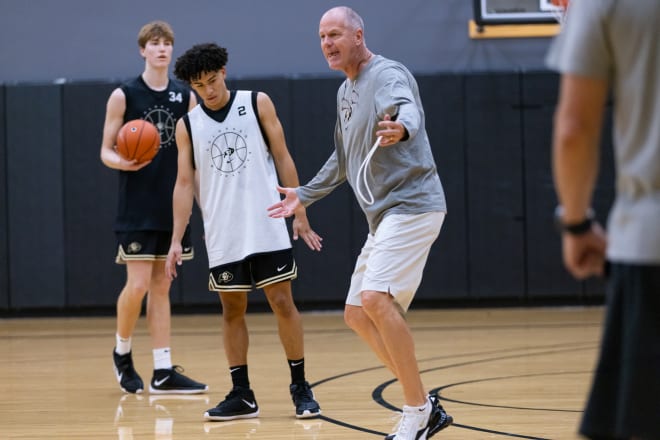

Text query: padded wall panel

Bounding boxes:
[464,73,526,299]
[61,82,127,308]
[415,74,469,301]
[177,204,212,306]
[290,78,354,307]
[6,85,66,309]
[0,86,7,310]
[522,72,582,298]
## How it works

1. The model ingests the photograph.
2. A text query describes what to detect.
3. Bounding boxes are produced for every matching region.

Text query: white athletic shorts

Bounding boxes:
[346,211,445,312]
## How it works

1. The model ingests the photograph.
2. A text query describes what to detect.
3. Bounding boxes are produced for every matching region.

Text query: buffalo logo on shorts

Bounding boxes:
[218,271,233,283]
[127,242,142,253]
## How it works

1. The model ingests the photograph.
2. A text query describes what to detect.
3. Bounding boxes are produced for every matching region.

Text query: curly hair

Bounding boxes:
[174,43,229,83]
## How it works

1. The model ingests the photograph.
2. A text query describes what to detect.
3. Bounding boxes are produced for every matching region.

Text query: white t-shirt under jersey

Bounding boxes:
[187,90,291,268]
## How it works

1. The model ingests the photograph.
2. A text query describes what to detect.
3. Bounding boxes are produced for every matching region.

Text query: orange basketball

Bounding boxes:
[116,119,161,163]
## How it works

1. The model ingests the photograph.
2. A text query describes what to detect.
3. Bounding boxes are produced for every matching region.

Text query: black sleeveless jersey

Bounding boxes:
[114,75,191,232]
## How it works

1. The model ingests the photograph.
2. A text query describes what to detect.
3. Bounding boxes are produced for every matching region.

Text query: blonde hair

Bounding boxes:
[137,21,174,48]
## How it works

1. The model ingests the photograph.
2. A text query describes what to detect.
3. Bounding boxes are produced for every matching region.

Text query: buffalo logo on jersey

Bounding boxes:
[127,242,142,253]
[218,271,234,284]
[207,129,250,175]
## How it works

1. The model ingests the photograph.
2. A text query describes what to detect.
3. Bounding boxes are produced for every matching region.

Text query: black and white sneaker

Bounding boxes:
[385,401,432,440]
[385,394,453,440]
[113,349,144,394]
[290,381,321,419]
[149,365,208,394]
[204,386,260,421]
[427,393,453,438]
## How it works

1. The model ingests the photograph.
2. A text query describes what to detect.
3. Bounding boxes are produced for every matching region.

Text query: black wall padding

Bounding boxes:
[521,72,582,297]
[177,204,211,306]
[6,85,66,308]
[0,86,8,309]
[464,73,526,299]
[0,71,614,314]
[289,78,355,305]
[61,82,127,308]
[415,74,469,301]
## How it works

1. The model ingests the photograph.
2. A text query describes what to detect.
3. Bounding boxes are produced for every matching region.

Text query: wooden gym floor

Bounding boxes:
[0,306,602,439]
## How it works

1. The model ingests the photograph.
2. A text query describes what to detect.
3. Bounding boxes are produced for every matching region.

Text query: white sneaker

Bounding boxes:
[387,400,431,440]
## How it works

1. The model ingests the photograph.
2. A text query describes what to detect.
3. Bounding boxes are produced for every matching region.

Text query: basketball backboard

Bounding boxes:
[473,0,562,25]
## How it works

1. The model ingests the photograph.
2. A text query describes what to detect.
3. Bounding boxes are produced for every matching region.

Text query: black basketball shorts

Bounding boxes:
[115,230,193,263]
[209,248,297,292]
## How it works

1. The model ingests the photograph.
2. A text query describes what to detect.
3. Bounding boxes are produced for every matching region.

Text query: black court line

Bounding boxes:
[433,371,588,412]
[316,414,387,437]
[374,343,595,411]
[311,341,595,438]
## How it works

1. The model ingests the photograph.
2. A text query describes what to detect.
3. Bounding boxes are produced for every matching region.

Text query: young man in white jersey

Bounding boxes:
[268,6,452,440]
[100,20,207,395]
[166,43,323,421]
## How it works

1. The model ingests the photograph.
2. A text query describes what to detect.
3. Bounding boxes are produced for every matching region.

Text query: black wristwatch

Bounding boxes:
[554,206,594,235]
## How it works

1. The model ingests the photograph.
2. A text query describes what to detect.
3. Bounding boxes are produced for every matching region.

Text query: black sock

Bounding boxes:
[288,358,305,384]
[230,365,250,389]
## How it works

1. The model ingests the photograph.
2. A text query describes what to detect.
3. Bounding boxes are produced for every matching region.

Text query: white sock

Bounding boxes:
[115,334,131,355]
[153,347,172,370]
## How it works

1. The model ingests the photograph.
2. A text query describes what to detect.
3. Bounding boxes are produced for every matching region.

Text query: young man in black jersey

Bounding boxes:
[165,42,323,421]
[100,21,207,395]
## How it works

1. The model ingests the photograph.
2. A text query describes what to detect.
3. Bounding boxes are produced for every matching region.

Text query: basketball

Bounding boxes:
[116,119,161,163]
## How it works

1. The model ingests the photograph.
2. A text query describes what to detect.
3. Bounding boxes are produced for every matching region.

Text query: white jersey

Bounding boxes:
[186,90,291,268]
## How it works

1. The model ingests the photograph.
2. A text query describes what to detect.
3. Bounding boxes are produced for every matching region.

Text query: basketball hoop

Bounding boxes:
[549,0,570,25]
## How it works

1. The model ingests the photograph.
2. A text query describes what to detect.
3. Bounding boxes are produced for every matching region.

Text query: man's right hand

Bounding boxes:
[267,185,301,219]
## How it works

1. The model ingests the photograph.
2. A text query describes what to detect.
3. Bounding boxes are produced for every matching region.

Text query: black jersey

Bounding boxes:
[114,75,191,232]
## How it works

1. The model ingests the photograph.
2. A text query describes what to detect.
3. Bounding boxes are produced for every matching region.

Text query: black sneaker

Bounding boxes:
[290,381,321,419]
[113,349,144,394]
[149,365,208,394]
[427,393,453,438]
[204,386,260,421]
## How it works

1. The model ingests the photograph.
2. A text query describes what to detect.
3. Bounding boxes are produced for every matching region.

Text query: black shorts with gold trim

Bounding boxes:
[209,248,296,292]
[115,230,193,264]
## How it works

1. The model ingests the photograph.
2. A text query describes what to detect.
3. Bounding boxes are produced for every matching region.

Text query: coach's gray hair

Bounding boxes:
[338,6,364,31]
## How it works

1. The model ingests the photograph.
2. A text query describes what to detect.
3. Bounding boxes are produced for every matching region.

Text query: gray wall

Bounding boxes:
[0,0,554,84]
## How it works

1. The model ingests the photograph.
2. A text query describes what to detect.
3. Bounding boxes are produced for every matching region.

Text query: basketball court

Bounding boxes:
[1,306,601,439]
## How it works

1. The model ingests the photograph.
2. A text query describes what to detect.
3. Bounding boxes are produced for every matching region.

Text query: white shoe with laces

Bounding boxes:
[387,400,432,440]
